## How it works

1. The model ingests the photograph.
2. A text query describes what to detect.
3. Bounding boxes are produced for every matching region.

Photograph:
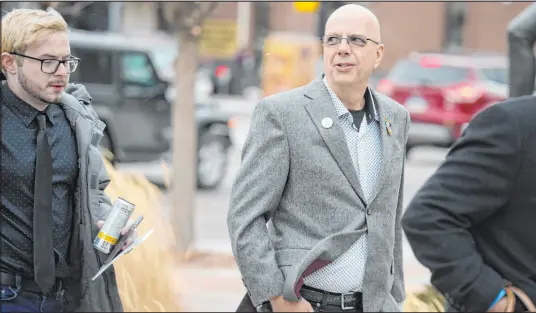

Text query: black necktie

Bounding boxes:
[34,113,55,293]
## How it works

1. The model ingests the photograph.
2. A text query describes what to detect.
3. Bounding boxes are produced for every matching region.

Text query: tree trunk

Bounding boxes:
[170,32,199,255]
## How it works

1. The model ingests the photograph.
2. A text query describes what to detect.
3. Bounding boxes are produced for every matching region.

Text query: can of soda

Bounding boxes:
[93,197,135,254]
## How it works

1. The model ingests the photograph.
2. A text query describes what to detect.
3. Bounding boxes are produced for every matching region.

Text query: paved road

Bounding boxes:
[117,95,449,311]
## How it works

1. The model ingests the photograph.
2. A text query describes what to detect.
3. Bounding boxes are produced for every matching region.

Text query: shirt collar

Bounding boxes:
[1,83,59,128]
[322,76,379,123]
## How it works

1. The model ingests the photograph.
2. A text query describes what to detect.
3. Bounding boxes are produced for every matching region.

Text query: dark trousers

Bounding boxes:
[0,285,64,312]
[236,291,364,312]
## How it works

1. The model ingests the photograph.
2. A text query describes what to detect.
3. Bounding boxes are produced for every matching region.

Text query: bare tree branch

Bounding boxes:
[42,1,94,17]
[162,2,217,39]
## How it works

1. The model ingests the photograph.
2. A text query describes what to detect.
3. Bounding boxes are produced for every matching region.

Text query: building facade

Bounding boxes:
[176,1,531,70]
[5,1,532,71]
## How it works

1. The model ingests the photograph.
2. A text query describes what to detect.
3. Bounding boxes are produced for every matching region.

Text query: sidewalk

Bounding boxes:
[174,252,246,312]
[174,246,431,312]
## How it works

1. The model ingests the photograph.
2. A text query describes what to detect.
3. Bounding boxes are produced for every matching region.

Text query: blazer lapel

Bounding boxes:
[367,89,395,205]
[303,79,367,206]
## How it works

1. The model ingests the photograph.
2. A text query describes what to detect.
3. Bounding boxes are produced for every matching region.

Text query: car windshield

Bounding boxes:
[478,67,508,85]
[388,59,470,86]
[150,47,177,82]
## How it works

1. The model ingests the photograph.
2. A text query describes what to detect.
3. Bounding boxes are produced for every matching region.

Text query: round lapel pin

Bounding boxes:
[321,117,333,129]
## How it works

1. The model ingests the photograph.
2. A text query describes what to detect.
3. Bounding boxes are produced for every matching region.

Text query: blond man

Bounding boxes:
[1,7,132,312]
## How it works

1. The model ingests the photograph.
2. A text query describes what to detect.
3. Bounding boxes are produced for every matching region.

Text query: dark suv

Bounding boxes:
[68,29,232,189]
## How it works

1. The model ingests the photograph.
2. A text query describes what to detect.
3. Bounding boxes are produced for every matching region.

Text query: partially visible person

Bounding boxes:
[1,7,134,312]
[507,3,536,97]
[402,95,536,312]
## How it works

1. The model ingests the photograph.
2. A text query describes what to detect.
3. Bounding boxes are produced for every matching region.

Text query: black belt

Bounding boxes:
[1,272,64,295]
[301,285,363,310]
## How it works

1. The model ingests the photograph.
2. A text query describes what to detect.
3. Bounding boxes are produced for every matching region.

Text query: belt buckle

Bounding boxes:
[340,293,355,310]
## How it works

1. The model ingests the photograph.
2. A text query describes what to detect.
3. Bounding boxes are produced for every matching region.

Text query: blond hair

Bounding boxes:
[1,7,68,72]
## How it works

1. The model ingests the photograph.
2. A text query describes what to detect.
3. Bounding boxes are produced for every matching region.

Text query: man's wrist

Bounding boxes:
[269,295,284,304]
[488,289,506,310]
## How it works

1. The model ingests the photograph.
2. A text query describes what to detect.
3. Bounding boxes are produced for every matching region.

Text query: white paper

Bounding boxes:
[91,228,155,281]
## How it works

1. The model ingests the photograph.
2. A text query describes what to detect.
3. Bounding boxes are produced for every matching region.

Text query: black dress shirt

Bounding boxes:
[1,82,78,279]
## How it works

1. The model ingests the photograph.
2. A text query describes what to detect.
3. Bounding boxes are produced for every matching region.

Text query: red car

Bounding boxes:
[377,52,508,156]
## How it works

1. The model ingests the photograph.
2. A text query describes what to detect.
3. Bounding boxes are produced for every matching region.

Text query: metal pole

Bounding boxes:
[253,1,270,87]
[237,2,251,50]
[317,2,328,38]
[108,2,123,32]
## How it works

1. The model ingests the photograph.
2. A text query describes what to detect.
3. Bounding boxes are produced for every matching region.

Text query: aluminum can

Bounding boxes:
[93,197,135,254]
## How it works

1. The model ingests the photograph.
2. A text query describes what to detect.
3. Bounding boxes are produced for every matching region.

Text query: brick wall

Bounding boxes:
[268,2,318,35]
[463,2,532,52]
[209,2,238,19]
[366,2,447,71]
[120,2,532,69]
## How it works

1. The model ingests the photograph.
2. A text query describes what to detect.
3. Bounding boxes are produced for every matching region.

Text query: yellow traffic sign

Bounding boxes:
[293,2,320,13]
[199,19,238,59]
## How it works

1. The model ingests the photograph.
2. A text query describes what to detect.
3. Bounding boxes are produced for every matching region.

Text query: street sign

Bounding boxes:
[293,2,320,13]
[199,19,238,59]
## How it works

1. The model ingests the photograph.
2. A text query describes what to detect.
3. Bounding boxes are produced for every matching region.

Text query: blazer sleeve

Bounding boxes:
[392,109,410,306]
[227,99,290,307]
[401,104,523,312]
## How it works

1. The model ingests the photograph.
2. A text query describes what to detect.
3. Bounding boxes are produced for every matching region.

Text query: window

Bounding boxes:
[388,59,470,86]
[149,48,177,81]
[70,48,113,84]
[121,52,156,87]
[478,67,508,85]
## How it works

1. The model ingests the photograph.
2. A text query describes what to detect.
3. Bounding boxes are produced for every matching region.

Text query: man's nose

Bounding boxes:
[54,63,68,76]
[337,39,351,55]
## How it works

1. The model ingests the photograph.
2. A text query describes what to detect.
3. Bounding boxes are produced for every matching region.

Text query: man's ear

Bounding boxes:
[1,52,17,77]
[373,44,385,70]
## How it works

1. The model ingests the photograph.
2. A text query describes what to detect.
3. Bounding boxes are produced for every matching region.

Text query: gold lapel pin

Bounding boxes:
[385,116,393,136]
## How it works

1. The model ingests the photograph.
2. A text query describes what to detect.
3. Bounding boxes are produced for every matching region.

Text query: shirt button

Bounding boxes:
[367,209,371,215]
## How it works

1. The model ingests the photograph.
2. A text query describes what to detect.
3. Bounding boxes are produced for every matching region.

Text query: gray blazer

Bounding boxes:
[227,77,410,312]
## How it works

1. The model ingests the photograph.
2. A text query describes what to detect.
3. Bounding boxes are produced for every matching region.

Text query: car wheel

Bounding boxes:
[197,133,229,190]
[99,130,115,164]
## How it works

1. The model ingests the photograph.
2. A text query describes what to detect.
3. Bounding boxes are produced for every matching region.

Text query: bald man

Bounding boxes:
[227,4,410,312]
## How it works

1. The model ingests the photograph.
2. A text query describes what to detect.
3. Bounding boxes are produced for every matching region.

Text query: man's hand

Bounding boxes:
[96,219,138,250]
[270,296,314,312]
[488,297,508,312]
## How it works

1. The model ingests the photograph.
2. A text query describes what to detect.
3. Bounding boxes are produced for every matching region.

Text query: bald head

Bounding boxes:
[321,4,385,98]
[325,4,381,42]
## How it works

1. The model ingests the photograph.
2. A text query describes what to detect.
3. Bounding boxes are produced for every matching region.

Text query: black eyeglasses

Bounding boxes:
[10,52,80,74]
[321,35,380,47]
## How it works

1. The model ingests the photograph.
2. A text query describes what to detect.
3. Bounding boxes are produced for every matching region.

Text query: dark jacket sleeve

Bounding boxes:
[401,104,523,312]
